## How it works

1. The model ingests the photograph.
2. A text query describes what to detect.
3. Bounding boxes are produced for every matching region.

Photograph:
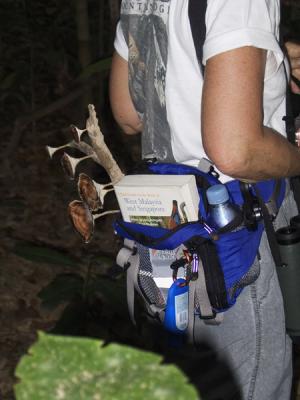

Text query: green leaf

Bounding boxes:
[13,243,80,267]
[15,333,199,400]
[38,274,84,310]
[78,58,112,80]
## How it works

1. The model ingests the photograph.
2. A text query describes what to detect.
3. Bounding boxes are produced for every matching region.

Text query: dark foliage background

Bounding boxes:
[0,1,299,399]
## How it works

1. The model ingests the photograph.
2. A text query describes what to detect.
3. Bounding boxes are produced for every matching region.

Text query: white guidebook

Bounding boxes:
[114,174,200,288]
[114,174,200,226]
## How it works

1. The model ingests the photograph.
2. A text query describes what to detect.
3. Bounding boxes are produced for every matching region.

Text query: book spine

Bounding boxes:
[179,183,199,222]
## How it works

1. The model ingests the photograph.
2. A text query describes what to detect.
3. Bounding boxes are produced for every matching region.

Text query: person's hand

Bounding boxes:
[285,41,300,94]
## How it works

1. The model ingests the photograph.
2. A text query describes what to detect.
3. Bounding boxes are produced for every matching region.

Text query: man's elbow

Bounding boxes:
[111,108,142,135]
[119,120,142,135]
[215,157,251,179]
[204,141,252,179]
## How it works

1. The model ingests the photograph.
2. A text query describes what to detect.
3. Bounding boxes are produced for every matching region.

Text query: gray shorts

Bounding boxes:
[163,184,298,400]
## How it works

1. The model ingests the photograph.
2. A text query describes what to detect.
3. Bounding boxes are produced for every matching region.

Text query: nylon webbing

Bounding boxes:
[117,242,166,325]
[196,259,217,318]
[116,240,139,325]
[126,253,140,325]
[265,179,282,218]
[188,0,207,74]
[281,44,300,212]
[283,62,296,144]
[187,259,222,344]
[254,186,284,268]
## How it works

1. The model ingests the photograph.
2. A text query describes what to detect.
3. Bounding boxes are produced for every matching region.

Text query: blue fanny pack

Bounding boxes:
[115,162,285,329]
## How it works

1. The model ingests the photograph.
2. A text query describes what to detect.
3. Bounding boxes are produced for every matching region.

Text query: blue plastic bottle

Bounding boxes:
[164,278,189,335]
[206,184,242,229]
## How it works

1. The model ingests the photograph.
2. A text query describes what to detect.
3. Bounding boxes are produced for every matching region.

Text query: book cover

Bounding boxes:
[114,174,200,228]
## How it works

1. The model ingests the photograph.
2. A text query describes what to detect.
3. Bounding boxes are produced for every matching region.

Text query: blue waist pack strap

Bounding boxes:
[114,162,286,313]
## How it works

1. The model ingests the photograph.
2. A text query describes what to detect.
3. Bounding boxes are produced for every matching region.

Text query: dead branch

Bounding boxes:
[46,103,124,243]
[85,104,124,183]
[45,105,124,183]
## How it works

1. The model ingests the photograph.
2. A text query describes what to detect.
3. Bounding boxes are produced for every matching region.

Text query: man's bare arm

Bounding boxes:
[109,52,142,135]
[202,46,300,181]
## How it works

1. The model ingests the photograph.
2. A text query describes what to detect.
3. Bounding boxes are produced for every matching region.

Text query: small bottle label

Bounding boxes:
[175,291,189,330]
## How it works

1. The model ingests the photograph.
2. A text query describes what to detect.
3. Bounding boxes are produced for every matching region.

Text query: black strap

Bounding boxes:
[279,12,300,212]
[185,236,228,310]
[115,218,206,248]
[281,48,300,212]
[279,1,296,144]
[188,0,207,74]
[283,63,297,144]
[284,72,300,212]
[254,185,284,267]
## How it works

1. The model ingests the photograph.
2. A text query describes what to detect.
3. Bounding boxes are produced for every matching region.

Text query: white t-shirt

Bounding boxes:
[115,0,287,182]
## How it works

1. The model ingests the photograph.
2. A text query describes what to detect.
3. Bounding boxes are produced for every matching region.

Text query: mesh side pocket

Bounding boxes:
[136,244,166,308]
[228,258,260,301]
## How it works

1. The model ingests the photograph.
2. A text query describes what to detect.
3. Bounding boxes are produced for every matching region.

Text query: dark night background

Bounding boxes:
[0,1,300,399]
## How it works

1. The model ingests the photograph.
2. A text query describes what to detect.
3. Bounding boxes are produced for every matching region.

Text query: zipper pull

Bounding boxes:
[190,253,198,281]
[202,220,219,241]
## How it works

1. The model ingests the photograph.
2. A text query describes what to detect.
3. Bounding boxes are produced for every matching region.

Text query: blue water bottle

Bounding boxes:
[206,184,242,229]
[164,278,189,335]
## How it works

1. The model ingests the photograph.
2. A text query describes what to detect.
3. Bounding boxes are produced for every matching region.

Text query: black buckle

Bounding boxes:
[200,310,217,320]
[170,259,185,282]
[209,166,220,179]
[239,182,262,231]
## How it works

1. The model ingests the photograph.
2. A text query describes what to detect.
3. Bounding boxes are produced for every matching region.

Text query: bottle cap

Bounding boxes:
[206,184,229,205]
[276,226,300,245]
[290,215,300,230]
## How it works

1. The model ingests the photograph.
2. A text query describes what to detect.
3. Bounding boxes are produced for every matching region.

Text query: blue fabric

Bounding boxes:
[216,224,264,305]
[147,162,286,217]
[148,162,220,185]
[114,163,285,310]
[114,221,210,250]
[226,178,286,207]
